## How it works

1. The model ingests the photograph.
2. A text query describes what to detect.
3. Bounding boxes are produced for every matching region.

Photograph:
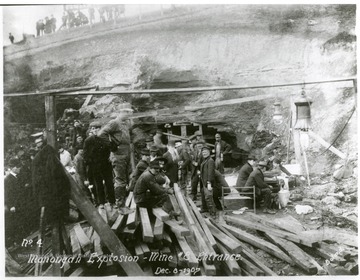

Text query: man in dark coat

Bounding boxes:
[97,111,132,209]
[214,133,232,174]
[236,155,256,190]
[133,159,174,213]
[83,121,115,207]
[199,146,216,216]
[128,148,150,191]
[245,161,276,214]
[190,140,204,200]
[162,140,179,187]
[176,141,191,192]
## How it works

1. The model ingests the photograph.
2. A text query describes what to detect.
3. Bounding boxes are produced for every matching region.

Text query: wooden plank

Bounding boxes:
[111,213,125,231]
[222,223,293,264]
[174,184,195,226]
[201,259,216,276]
[134,245,144,262]
[73,223,93,253]
[126,198,137,229]
[224,215,317,247]
[308,130,346,159]
[61,224,72,255]
[299,229,358,248]
[186,197,217,249]
[153,218,164,240]
[162,231,172,246]
[169,195,181,216]
[244,212,304,234]
[212,220,277,276]
[164,219,191,236]
[82,94,93,108]
[238,256,264,276]
[69,267,85,276]
[175,233,199,268]
[139,208,154,243]
[66,171,145,276]
[265,233,317,275]
[152,208,170,222]
[126,192,134,207]
[217,243,241,275]
[98,207,108,224]
[311,243,347,265]
[205,219,242,254]
[51,223,63,276]
[90,230,103,256]
[140,242,151,258]
[168,248,178,268]
[70,228,82,256]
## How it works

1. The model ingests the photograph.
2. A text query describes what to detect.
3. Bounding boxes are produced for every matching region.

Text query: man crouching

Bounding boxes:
[133,159,174,215]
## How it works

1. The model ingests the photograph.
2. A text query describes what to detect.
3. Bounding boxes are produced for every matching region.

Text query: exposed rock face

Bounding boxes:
[3,5,357,172]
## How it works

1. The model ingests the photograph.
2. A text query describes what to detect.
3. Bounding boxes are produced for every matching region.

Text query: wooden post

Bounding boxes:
[193,123,203,135]
[44,94,63,276]
[45,95,57,148]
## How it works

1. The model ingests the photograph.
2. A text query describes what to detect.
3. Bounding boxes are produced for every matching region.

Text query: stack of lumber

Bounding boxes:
[222,212,358,276]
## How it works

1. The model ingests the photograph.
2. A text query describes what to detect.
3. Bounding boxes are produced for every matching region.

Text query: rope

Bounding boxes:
[318,105,356,157]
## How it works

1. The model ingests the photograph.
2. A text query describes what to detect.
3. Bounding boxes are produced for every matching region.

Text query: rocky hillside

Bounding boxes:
[4,4,357,174]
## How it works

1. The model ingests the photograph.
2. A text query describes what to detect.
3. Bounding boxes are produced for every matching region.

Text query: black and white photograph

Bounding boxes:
[1,2,358,277]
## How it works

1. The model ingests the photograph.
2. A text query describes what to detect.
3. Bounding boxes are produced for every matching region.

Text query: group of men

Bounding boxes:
[36,15,56,37]
[235,155,290,214]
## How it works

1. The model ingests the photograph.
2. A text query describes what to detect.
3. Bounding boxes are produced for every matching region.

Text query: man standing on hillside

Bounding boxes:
[214,133,232,174]
[9,33,14,44]
[98,109,133,210]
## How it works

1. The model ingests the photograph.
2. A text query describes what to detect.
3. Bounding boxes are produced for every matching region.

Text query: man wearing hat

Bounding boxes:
[190,140,205,201]
[97,112,132,209]
[189,130,203,152]
[145,136,154,150]
[236,155,256,189]
[84,121,114,207]
[245,161,276,214]
[149,145,160,162]
[35,137,45,151]
[162,140,180,187]
[128,148,150,191]
[176,140,191,192]
[133,159,174,214]
[214,133,232,174]
[199,145,216,217]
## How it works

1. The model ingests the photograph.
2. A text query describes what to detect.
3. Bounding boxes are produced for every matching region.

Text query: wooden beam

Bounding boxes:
[237,256,265,276]
[69,227,81,256]
[186,197,217,249]
[140,242,151,258]
[299,228,358,248]
[223,215,317,247]
[217,243,241,275]
[221,223,293,264]
[152,208,170,221]
[265,233,318,275]
[201,259,216,276]
[174,184,195,226]
[111,213,125,231]
[98,207,108,224]
[308,130,346,159]
[164,220,191,236]
[134,245,144,262]
[126,197,137,229]
[153,218,164,240]
[211,220,277,276]
[73,223,93,253]
[90,230,103,256]
[69,267,85,276]
[139,208,154,243]
[12,77,352,97]
[65,171,145,275]
[205,219,242,254]
[45,95,57,149]
[169,195,181,216]
[174,233,199,268]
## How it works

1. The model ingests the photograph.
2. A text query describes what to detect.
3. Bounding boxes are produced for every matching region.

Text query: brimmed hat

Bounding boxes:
[247,155,256,160]
[258,161,268,167]
[149,159,161,169]
[156,156,168,166]
[150,145,159,152]
[140,148,150,156]
[8,157,21,168]
[167,140,176,147]
[89,121,102,128]
[35,138,43,144]
[201,146,211,152]
[175,141,182,148]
